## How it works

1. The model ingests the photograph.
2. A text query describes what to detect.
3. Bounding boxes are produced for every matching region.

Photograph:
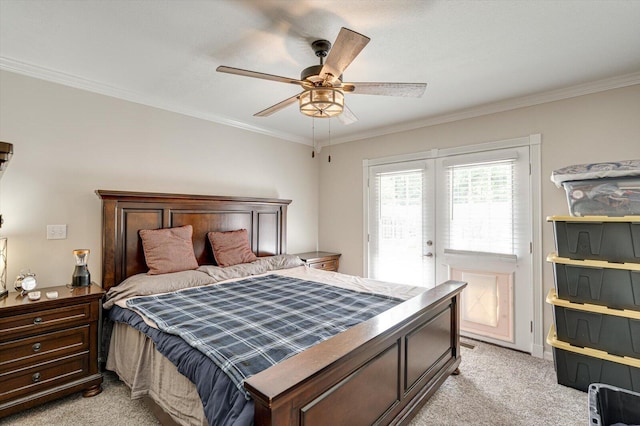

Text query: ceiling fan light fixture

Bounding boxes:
[218,27,424,123]
[299,88,344,118]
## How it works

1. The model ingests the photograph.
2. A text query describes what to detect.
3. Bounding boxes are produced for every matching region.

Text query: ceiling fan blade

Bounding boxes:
[342,82,427,97]
[254,93,302,117]
[338,103,358,125]
[217,66,305,86]
[320,28,370,82]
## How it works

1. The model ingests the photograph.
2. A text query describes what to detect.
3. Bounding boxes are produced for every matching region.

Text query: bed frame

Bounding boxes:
[97,190,466,426]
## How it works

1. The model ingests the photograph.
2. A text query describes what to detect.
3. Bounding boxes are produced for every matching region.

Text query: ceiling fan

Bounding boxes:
[216,27,427,125]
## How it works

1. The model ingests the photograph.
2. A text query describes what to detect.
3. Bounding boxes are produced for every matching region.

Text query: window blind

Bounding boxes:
[368,164,427,285]
[443,158,519,256]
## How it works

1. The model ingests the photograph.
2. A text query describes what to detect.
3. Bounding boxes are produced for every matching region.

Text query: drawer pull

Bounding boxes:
[33,317,43,325]
[32,342,42,352]
[32,372,41,383]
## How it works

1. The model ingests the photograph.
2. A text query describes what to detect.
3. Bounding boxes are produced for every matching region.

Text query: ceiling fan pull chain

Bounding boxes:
[312,118,316,158]
[328,119,332,163]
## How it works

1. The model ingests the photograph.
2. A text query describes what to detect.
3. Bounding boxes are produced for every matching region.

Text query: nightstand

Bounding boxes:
[295,251,341,272]
[0,283,105,418]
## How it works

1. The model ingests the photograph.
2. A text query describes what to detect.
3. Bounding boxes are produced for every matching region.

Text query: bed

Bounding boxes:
[97,190,466,426]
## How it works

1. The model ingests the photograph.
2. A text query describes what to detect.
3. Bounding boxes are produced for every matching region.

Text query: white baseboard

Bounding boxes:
[531,343,544,359]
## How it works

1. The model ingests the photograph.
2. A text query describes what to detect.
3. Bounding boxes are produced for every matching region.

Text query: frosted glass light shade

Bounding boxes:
[299,88,344,118]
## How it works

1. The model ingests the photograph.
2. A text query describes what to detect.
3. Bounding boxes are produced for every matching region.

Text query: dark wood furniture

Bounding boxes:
[0,284,105,418]
[97,190,289,287]
[296,251,341,272]
[97,190,466,426]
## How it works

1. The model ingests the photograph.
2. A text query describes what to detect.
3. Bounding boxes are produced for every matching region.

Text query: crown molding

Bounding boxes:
[2,56,638,147]
[0,56,308,145]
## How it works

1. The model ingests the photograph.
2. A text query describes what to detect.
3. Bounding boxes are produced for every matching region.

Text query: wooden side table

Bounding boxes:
[295,251,341,272]
[0,283,105,418]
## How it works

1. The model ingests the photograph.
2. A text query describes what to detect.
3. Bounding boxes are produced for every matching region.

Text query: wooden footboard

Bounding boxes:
[245,280,466,426]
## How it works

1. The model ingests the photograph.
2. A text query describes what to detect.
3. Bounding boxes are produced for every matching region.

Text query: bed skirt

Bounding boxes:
[106,322,207,425]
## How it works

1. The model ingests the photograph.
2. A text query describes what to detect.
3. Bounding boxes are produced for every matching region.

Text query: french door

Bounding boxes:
[434,146,532,352]
[368,160,435,288]
[367,144,534,353]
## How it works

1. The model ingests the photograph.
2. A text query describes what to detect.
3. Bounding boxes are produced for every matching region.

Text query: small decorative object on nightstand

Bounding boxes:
[295,251,341,272]
[0,283,105,418]
[71,249,91,287]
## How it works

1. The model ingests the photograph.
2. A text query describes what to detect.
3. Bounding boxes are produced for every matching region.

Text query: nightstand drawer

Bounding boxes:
[0,352,89,403]
[308,259,339,271]
[0,303,92,342]
[0,325,90,373]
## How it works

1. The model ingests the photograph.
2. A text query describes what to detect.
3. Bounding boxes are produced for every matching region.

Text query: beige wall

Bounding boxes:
[0,70,320,288]
[317,84,640,350]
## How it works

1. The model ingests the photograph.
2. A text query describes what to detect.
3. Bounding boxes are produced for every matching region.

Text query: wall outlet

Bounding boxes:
[47,224,67,240]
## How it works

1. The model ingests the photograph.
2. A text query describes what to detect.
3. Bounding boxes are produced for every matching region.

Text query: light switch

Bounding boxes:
[47,224,67,240]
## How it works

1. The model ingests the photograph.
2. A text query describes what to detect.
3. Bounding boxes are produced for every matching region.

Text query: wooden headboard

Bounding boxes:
[96,190,291,291]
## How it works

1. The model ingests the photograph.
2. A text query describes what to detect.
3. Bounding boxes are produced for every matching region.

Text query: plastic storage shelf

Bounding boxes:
[547,289,640,358]
[547,326,640,393]
[588,383,640,426]
[548,216,640,263]
[547,253,640,310]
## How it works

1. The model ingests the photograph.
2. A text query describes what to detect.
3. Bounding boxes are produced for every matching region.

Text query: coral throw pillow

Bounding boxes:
[208,229,257,267]
[139,225,199,275]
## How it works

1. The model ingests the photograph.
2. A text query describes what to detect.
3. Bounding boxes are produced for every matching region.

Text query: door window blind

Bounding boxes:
[444,158,518,256]
[369,164,426,284]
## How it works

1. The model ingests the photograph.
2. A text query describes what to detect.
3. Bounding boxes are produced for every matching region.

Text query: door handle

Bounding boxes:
[424,252,433,257]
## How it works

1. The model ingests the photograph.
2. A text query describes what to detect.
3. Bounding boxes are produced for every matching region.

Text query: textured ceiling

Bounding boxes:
[1,0,639,146]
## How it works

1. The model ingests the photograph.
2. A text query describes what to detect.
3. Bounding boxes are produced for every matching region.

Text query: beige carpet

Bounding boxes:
[2,340,586,426]
[408,340,586,425]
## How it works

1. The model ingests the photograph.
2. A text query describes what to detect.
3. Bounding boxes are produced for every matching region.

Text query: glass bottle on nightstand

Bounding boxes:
[71,249,91,287]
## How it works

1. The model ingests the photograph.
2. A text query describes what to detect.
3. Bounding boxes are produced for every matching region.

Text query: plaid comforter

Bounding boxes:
[126,274,401,397]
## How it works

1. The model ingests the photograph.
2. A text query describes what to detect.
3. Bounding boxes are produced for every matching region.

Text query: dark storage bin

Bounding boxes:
[588,383,640,426]
[547,253,640,310]
[548,216,640,263]
[548,289,640,358]
[547,326,640,393]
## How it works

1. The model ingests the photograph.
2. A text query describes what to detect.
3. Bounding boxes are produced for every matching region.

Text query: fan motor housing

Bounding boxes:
[301,65,323,82]
[301,65,343,84]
